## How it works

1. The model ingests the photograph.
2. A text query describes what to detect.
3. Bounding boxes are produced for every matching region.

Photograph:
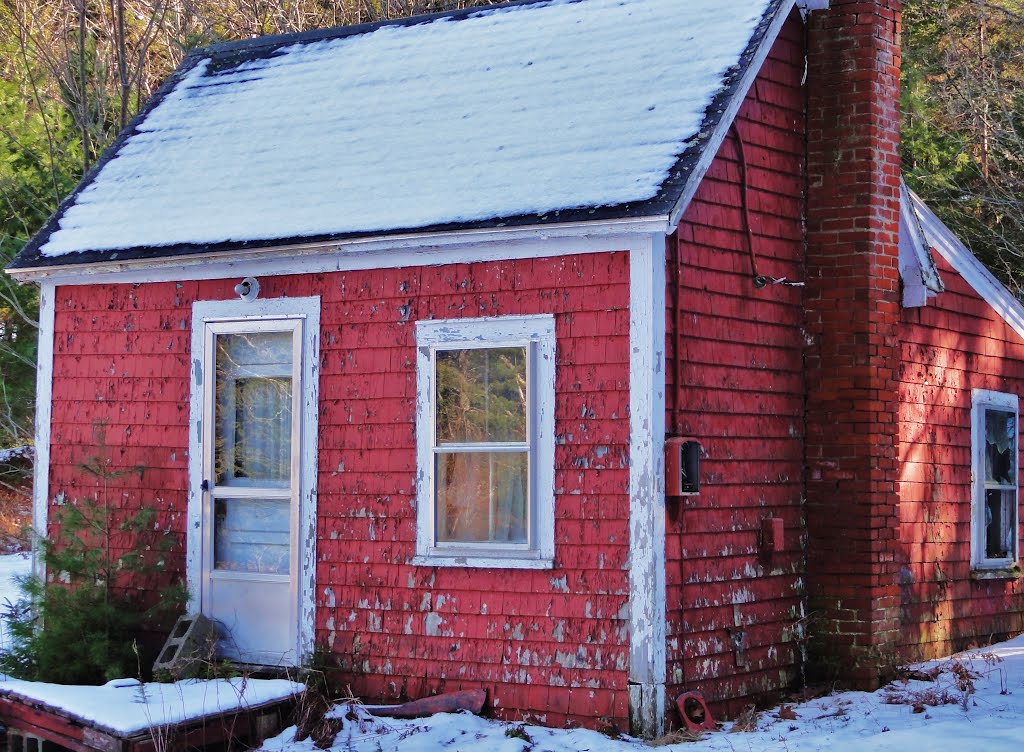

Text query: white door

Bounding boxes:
[189,298,319,667]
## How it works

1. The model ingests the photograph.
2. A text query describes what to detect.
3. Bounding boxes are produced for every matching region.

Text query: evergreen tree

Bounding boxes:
[903,0,1024,292]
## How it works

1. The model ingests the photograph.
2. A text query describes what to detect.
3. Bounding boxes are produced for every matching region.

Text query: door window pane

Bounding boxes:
[214,497,290,574]
[215,332,293,487]
[435,451,528,543]
[436,347,527,444]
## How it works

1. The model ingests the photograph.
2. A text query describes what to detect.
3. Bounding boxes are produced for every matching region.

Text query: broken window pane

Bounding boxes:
[985,409,1016,485]
[985,488,1015,560]
[435,451,528,543]
[435,347,527,444]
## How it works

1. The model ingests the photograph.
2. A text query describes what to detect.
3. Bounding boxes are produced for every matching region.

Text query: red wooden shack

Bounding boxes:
[7,0,1024,737]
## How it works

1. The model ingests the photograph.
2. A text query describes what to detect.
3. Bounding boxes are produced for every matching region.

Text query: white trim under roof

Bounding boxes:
[906,188,1024,343]
[667,0,798,230]
[6,217,671,285]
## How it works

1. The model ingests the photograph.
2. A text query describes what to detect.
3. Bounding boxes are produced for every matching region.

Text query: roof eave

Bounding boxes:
[5,215,672,283]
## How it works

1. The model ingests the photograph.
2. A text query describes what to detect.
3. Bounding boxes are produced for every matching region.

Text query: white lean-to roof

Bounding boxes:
[15,0,781,264]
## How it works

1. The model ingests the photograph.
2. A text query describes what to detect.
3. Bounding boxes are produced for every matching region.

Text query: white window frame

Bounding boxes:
[971,389,1020,571]
[414,314,556,568]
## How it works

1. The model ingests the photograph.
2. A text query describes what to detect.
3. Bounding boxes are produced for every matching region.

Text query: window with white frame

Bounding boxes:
[972,389,1020,570]
[415,315,555,568]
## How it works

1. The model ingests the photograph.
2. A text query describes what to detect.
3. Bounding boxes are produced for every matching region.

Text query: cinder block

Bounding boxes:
[153,613,219,674]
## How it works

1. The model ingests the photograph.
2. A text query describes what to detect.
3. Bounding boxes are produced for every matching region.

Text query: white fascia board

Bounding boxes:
[899,181,944,307]
[667,0,798,230]
[31,281,56,582]
[795,0,829,11]
[627,233,667,738]
[6,217,671,286]
[908,188,1024,343]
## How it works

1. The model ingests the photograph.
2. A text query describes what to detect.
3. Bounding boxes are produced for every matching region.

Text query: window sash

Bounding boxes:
[414,314,556,567]
[429,343,534,551]
[972,390,1020,569]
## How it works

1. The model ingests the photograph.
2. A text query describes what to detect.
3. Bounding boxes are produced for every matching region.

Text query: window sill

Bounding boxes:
[970,566,1022,581]
[412,553,554,570]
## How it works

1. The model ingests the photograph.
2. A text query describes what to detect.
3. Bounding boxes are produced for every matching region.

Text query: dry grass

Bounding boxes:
[649,729,705,746]
[729,704,761,732]
[883,653,1002,712]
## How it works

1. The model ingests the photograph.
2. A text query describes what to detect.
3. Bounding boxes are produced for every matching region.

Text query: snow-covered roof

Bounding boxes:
[10,0,791,270]
[0,445,31,464]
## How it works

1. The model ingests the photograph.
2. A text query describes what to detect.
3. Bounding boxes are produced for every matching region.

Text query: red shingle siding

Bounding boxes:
[49,283,194,610]
[46,253,633,729]
[897,256,1024,660]
[803,0,904,684]
[665,13,806,716]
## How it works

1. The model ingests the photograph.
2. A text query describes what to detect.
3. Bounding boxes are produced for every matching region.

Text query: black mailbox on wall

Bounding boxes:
[665,437,701,496]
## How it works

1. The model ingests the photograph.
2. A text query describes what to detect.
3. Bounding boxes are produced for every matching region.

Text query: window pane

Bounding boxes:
[214,497,290,574]
[215,332,293,487]
[435,451,528,543]
[436,347,527,444]
[985,409,1017,484]
[985,488,1016,560]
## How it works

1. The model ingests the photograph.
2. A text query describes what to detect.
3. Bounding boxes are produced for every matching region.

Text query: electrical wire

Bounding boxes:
[730,121,804,289]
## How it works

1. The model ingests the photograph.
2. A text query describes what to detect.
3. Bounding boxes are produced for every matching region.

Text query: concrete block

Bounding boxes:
[153,613,219,674]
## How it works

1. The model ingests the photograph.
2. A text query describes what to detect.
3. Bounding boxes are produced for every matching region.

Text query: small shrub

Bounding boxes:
[0,430,185,683]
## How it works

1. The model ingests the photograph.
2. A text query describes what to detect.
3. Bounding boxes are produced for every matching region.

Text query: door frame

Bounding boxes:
[188,295,320,665]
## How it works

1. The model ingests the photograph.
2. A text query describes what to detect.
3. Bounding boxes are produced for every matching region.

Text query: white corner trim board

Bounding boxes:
[627,234,668,737]
[31,281,56,582]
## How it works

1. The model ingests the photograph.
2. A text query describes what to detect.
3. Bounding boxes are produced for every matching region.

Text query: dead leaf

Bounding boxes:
[776,705,798,720]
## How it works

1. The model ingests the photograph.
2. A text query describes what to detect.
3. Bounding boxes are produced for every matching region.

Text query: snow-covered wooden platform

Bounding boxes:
[0,678,303,752]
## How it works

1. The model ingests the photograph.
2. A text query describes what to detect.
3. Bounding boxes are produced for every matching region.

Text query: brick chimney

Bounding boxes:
[803,0,903,685]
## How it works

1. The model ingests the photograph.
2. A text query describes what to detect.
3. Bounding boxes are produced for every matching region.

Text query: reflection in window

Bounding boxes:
[433,347,529,544]
[214,498,290,574]
[215,332,293,487]
[436,451,528,543]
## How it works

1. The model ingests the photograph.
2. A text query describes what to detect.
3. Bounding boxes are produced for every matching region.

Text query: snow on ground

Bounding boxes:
[0,553,31,647]
[0,548,1014,750]
[0,553,305,736]
[262,634,1024,752]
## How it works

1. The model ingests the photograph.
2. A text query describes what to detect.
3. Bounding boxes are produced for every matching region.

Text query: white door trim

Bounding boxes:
[188,295,320,665]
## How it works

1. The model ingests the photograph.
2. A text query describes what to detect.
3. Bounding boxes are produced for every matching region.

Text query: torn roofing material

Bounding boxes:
[10,0,791,270]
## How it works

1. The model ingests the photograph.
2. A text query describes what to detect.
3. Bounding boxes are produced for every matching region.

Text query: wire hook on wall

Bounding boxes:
[731,122,804,290]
